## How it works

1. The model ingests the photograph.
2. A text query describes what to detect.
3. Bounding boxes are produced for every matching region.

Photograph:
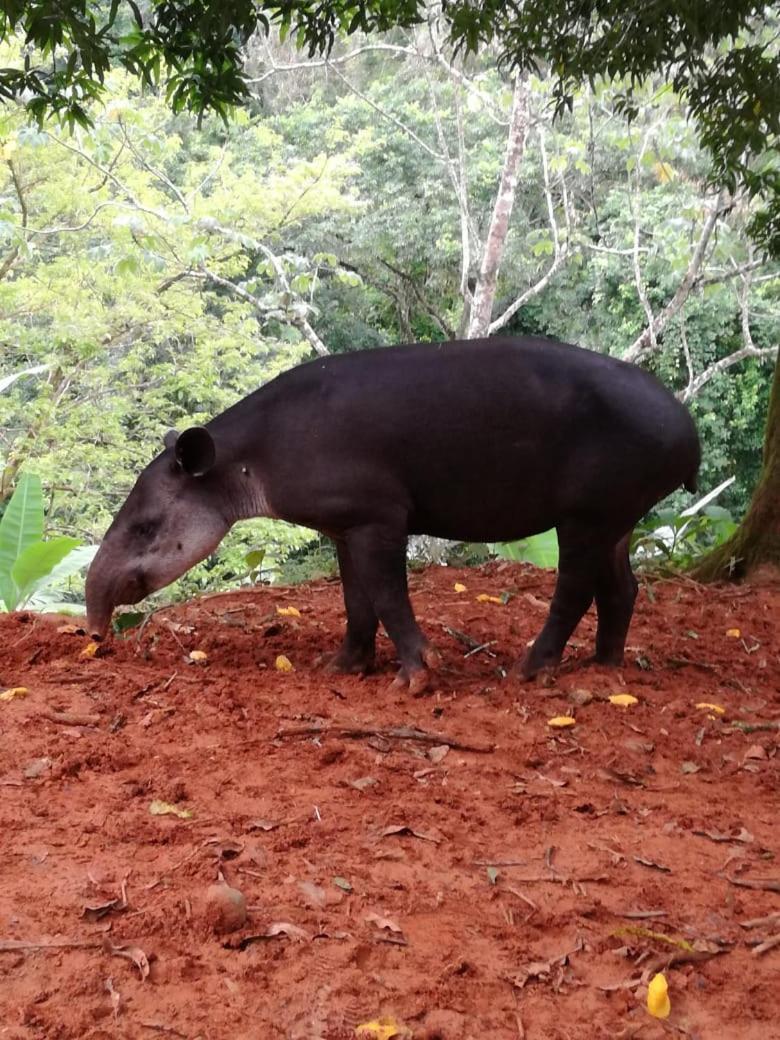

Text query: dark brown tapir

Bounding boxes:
[86,336,700,691]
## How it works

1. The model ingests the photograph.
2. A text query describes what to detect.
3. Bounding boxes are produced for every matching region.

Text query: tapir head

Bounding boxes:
[86,426,231,640]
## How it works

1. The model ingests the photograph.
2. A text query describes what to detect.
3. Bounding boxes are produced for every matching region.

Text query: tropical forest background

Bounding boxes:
[1,23,778,612]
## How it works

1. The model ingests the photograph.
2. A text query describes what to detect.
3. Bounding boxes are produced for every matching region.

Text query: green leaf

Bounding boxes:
[493,530,559,569]
[0,473,44,610]
[244,549,265,570]
[11,536,81,610]
[113,610,146,634]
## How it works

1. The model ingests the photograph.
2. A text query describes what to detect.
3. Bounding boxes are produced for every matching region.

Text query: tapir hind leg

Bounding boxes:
[520,527,597,679]
[326,539,378,674]
[593,531,638,665]
[344,524,437,694]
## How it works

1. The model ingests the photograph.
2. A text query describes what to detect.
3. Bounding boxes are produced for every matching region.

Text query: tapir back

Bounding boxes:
[219,336,699,543]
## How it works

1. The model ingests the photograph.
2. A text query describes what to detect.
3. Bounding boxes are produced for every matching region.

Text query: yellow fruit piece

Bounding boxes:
[277,606,302,617]
[695,702,725,715]
[0,686,29,702]
[188,650,208,662]
[548,716,576,728]
[355,1018,411,1040]
[453,582,467,593]
[726,628,741,638]
[609,694,638,707]
[149,799,193,820]
[81,642,99,658]
[647,972,671,1019]
[476,594,502,604]
[275,655,294,673]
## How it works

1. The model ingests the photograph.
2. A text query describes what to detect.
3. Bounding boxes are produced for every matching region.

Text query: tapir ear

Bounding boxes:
[175,426,216,477]
[163,429,179,450]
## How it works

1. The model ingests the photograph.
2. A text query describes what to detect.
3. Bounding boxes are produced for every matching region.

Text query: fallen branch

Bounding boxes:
[275,723,495,754]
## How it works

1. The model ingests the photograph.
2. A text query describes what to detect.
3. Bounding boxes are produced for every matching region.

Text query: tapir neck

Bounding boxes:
[223,467,275,523]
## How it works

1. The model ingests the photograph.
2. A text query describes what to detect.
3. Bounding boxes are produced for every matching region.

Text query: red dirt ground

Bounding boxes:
[0,562,778,1040]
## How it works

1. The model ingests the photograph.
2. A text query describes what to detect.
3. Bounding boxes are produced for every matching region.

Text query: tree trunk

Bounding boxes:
[467,74,530,339]
[692,357,780,580]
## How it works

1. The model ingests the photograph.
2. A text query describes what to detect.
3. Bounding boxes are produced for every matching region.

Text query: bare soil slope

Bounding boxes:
[0,563,778,1040]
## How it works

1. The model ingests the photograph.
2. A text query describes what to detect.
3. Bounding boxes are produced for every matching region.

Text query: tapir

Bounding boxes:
[86,336,700,691]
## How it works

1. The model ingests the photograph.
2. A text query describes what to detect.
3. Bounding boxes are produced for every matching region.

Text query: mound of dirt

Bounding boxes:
[0,563,778,1040]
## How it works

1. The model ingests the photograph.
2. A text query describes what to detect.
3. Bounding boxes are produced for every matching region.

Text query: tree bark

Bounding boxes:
[467,74,530,339]
[692,357,780,580]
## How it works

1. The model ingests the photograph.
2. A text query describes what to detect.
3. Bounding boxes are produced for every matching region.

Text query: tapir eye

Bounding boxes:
[132,518,161,540]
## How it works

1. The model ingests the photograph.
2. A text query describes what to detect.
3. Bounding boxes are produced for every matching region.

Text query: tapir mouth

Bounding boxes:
[86,562,148,641]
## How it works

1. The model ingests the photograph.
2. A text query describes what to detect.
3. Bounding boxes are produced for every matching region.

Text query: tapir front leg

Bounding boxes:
[345,524,438,694]
[327,539,379,674]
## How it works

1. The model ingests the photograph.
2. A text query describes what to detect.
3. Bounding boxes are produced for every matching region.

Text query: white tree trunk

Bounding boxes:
[467,74,530,339]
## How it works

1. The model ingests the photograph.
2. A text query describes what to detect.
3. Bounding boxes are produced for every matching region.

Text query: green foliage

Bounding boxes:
[0,473,94,611]
[491,530,560,569]
[632,505,737,569]
[0,42,776,604]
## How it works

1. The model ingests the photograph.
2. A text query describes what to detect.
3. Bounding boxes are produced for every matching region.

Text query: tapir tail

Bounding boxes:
[684,473,698,494]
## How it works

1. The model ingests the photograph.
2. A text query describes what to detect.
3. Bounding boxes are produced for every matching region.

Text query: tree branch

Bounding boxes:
[246,43,415,85]
[680,263,778,400]
[325,61,445,162]
[624,188,726,363]
[467,73,531,338]
[488,127,570,333]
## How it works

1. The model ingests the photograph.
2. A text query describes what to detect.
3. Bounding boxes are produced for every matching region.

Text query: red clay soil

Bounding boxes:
[0,562,778,1040]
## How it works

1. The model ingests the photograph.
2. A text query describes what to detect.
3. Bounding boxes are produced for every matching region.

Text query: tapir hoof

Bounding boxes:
[317,647,375,675]
[516,650,561,682]
[389,645,440,696]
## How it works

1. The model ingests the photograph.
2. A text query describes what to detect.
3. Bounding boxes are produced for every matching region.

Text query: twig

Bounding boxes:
[39,710,101,727]
[0,938,103,952]
[741,913,780,929]
[613,909,667,919]
[275,723,495,754]
[729,721,780,734]
[504,886,539,911]
[752,934,780,956]
[726,876,780,894]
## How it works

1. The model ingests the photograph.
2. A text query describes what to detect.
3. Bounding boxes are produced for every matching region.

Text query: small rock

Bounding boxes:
[204,880,247,934]
[24,758,52,779]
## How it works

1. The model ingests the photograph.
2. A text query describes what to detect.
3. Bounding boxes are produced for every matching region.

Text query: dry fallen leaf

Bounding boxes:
[264,921,309,941]
[276,606,301,617]
[365,911,404,934]
[744,744,767,761]
[609,694,638,708]
[453,582,467,593]
[0,686,29,702]
[427,744,450,764]
[350,776,378,791]
[726,628,741,638]
[81,642,99,658]
[246,818,280,831]
[188,650,208,663]
[548,716,576,728]
[105,940,150,981]
[476,593,503,604]
[696,702,725,715]
[379,824,443,844]
[298,880,327,909]
[275,655,294,672]
[149,800,193,820]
